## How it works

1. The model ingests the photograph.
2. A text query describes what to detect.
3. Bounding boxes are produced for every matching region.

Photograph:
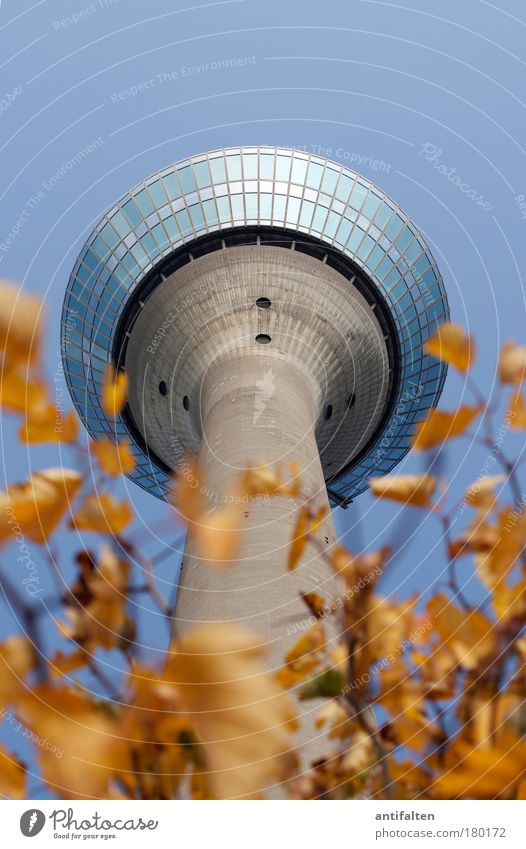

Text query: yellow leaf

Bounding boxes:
[315,700,352,739]
[18,685,128,799]
[475,507,526,588]
[498,341,526,385]
[0,468,82,544]
[0,280,42,367]
[413,405,481,451]
[341,729,373,774]
[0,636,34,705]
[509,392,526,428]
[368,473,436,507]
[72,492,133,534]
[427,593,494,670]
[19,405,78,444]
[288,507,310,571]
[0,370,48,415]
[92,438,136,475]
[102,365,127,417]
[243,461,301,498]
[191,503,242,564]
[0,746,26,799]
[168,624,297,799]
[434,732,526,799]
[425,322,474,372]
[172,457,205,523]
[464,475,505,512]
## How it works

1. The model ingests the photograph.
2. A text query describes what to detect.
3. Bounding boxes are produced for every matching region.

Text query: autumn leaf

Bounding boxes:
[172,457,205,523]
[168,624,297,799]
[19,405,78,444]
[0,280,41,367]
[368,473,436,507]
[464,475,505,513]
[0,746,26,799]
[189,503,242,564]
[288,507,310,571]
[72,492,133,534]
[474,507,526,588]
[0,636,34,705]
[425,322,474,372]
[427,594,494,670]
[413,405,482,451]
[243,460,301,498]
[508,392,526,428]
[102,365,127,418]
[498,341,526,385]
[315,700,352,739]
[0,468,82,544]
[92,438,136,476]
[433,732,526,799]
[0,371,48,415]
[18,685,128,799]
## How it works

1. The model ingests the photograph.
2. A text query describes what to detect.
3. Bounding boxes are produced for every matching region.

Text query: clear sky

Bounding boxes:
[1,0,525,795]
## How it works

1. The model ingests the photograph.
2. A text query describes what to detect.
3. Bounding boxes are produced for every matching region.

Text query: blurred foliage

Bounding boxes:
[0,279,525,800]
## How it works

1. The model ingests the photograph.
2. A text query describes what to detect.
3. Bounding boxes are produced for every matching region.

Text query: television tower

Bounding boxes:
[62,146,448,780]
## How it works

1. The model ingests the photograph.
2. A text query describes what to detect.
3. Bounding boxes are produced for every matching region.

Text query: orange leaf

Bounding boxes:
[72,492,133,534]
[0,370,48,415]
[498,341,526,385]
[102,365,127,417]
[368,473,436,507]
[0,280,42,367]
[92,438,136,475]
[427,593,494,670]
[508,392,526,428]
[0,468,82,544]
[425,322,474,372]
[288,507,310,571]
[19,405,78,444]
[0,746,26,799]
[413,405,481,451]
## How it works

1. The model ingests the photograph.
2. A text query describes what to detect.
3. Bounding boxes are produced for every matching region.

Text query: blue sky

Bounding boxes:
[1,0,525,794]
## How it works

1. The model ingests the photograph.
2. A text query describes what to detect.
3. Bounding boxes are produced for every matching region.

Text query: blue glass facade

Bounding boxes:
[61,146,449,504]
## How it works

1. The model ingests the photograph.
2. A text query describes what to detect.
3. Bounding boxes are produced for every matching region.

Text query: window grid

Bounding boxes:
[62,146,449,504]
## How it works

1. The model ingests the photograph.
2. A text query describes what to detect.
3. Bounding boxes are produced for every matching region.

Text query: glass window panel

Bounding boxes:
[134,189,155,217]
[216,195,231,222]
[122,198,142,227]
[162,215,179,243]
[177,165,196,193]
[396,226,414,253]
[231,195,244,220]
[349,183,367,211]
[226,154,242,181]
[194,160,211,189]
[368,244,385,271]
[110,210,130,238]
[259,193,272,219]
[162,173,181,201]
[324,210,340,240]
[335,217,352,247]
[275,155,291,181]
[363,193,381,220]
[151,222,170,249]
[210,155,227,184]
[357,234,374,261]
[100,223,120,250]
[273,194,287,220]
[299,200,315,228]
[260,154,274,180]
[202,199,219,227]
[405,240,423,263]
[321,167,339,196]
[385,213,405,241]
[245,193,258,218]
[373,201,393,230]
[189,203,205,230]
[376,254,395,281]
[335,174,353,203]
[306,161,323,189]
[291,157,308,184]
[285,196,301,225]
[91,236,111,261]
[148,180,168,208]
[242,154,258,180]
[311,205,328,232]
[175,209,192,235]
[347,226,365,253]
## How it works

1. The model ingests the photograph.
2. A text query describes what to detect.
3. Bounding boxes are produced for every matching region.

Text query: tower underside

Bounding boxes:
[124,243,390,775]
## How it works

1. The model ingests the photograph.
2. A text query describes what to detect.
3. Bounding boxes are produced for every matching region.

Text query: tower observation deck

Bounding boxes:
[61,146,449,781]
